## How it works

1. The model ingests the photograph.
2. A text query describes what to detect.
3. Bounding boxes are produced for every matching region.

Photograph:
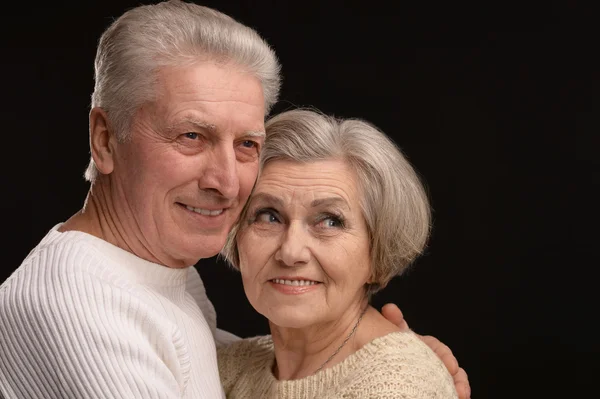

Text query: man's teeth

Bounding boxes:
[272,279,318,286]
[185,205,224,216]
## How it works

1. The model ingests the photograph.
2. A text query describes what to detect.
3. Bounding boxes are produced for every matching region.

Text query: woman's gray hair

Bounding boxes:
[221,109,431,296]
[84,0,281,182]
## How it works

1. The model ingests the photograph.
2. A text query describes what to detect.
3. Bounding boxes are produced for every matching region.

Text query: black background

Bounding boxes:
[1,1,594,398]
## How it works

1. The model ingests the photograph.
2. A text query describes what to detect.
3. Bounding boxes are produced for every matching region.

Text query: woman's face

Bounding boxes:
[237,159,372,329]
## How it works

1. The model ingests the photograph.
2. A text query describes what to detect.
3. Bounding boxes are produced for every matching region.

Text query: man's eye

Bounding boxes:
[184,132,199,140]
[241,140,258,149]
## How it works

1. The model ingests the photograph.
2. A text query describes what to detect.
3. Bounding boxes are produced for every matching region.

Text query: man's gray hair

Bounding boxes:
[221,109,431,296]
[85,0,281,182]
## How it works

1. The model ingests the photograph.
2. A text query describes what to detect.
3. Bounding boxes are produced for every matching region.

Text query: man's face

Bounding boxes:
[110,62,265,267]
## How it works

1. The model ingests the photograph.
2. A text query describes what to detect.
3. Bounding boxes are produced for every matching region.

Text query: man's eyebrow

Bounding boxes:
[244,130,266,139]
[311,197,350,210]
[166,118,265,138]
[165,118,216,133]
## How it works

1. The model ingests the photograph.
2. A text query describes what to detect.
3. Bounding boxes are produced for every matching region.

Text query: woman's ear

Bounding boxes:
[366,272,378,286]
[89,107,116,175]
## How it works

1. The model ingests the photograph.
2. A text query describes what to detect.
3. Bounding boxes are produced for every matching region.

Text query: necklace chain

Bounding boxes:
[314,306,368,373]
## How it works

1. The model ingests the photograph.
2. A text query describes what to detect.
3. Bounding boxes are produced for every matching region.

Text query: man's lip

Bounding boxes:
[177,202,230,211]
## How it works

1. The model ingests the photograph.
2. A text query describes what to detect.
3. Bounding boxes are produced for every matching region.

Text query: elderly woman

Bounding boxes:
[218,109,458,398]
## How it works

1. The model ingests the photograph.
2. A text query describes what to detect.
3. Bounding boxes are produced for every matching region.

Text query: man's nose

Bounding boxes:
[198,144,239,199]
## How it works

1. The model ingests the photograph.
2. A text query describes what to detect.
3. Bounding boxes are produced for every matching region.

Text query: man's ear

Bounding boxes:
[89,107,116,175]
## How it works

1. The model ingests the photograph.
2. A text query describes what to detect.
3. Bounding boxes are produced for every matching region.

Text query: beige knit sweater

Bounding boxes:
[217,331,458,398]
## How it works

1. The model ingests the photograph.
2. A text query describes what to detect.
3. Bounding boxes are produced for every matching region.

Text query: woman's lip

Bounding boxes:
[268,280,321,295]
[269,277,322,283]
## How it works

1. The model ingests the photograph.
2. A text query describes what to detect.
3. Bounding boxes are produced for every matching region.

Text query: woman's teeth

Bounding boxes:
[272,279,318,286]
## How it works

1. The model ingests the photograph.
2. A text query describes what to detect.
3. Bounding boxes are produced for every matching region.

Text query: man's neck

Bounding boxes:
[60,183,167,267]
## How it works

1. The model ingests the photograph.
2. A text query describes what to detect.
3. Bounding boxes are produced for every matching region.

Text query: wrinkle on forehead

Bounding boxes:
[159,63,264,105]
[253,160,359,211]
[140,62,265,139]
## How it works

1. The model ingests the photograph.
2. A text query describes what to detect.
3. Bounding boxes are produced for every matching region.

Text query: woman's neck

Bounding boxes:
[269,301,386,380]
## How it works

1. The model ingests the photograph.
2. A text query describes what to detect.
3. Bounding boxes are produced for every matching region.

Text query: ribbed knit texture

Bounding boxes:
[218,331,458,398]
[0,224,227,398]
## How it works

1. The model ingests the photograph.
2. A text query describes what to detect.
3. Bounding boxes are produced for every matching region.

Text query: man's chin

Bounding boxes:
[164,227,230,264]
[188,236,229,260]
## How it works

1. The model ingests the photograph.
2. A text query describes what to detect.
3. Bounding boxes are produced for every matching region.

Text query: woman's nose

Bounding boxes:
[274,222,311,267]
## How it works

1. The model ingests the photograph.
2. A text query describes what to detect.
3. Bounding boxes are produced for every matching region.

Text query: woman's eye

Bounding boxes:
[184,132,199,140]
[317,216,344,229]
[255,209,279,224]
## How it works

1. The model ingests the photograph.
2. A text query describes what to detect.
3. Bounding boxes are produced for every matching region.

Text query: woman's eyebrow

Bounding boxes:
[249,192,284,208]
[310,197,349,210]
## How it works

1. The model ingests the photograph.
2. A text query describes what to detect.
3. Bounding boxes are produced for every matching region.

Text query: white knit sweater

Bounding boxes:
[0,224,235,399]
[218,331,458,398]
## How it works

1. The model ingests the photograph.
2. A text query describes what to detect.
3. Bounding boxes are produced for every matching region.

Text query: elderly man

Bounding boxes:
[0,1,469,398]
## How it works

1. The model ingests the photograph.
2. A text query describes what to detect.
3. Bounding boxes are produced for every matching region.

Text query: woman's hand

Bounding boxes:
[381,303,471,399]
